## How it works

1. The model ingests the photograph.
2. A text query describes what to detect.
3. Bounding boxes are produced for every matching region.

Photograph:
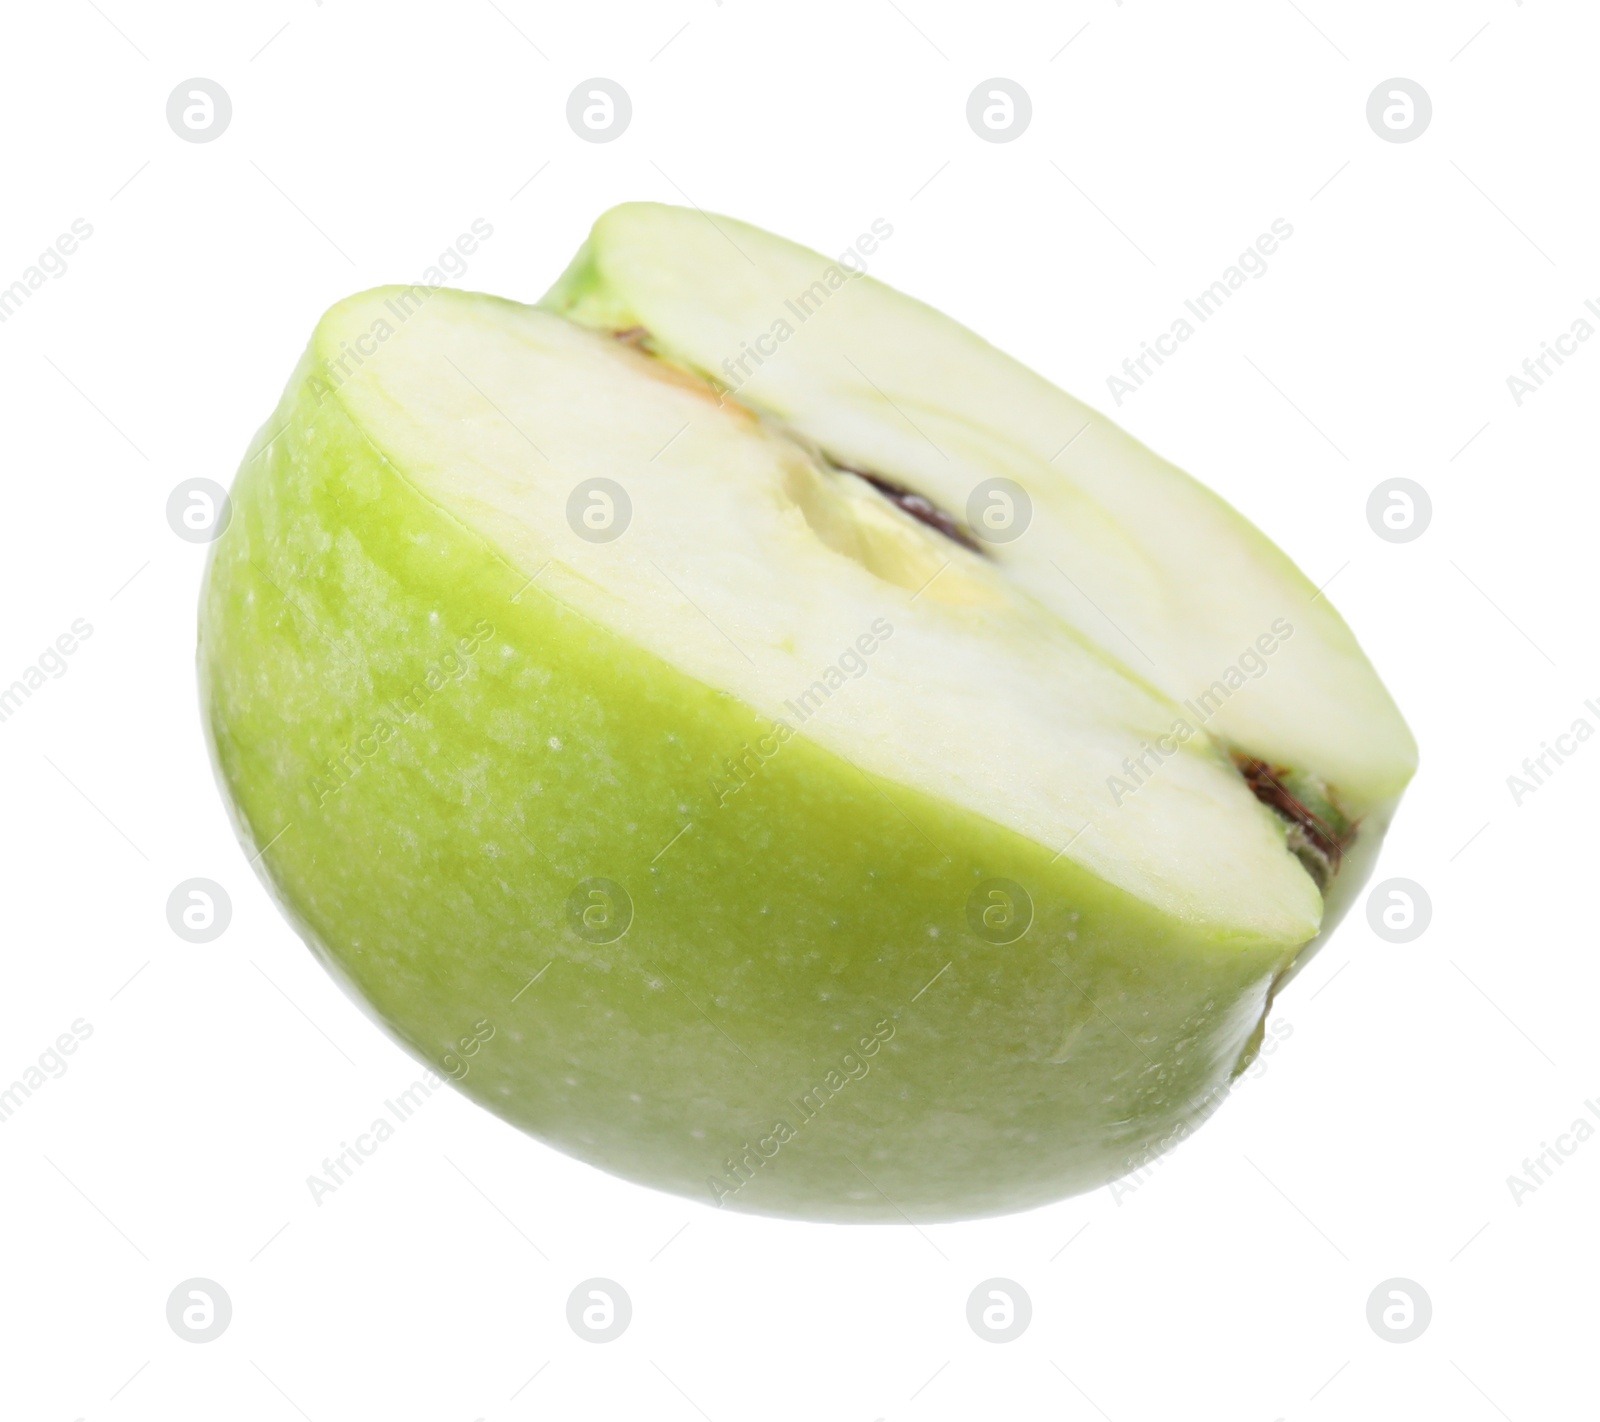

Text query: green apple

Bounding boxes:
[199,203,1415,1221]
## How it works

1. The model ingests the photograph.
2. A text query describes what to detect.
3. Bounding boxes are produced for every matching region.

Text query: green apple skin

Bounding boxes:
[199,317,1310,1223]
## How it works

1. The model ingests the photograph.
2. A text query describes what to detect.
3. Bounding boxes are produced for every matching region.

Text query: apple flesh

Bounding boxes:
[198,206,1414,1221]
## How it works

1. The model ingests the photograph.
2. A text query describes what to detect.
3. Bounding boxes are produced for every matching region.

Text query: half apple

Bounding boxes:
[199,203,1415,1220]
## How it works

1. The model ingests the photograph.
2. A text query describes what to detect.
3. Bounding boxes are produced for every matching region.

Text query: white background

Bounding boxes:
[1,1,1594,1418]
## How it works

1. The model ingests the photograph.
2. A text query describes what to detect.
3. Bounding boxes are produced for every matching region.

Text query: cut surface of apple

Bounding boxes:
[543,205,1415,833]
[199,207,1415,1221]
